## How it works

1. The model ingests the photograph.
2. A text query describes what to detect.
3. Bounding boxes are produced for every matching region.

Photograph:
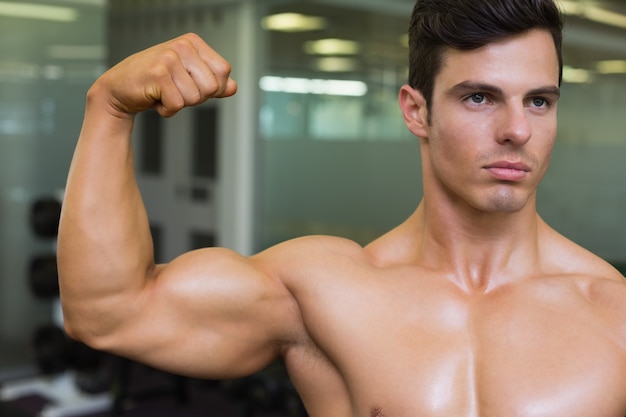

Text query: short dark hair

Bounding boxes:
[408,0,564,110]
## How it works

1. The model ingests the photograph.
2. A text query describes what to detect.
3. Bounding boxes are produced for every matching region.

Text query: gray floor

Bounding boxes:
[0,402,31,417]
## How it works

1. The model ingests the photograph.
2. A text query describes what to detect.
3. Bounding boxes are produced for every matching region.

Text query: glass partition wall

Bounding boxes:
[0,0,106,370]
[258,1,421,248]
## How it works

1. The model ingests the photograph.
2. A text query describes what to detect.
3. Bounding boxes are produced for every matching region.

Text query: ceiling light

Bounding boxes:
[399,34,409,48]
[558,1,582,15]
[0,1,78,21]
[583,6,626,29]
[260,76,368,97]
[304,39,361,56]
[597,60,626,74]
[58,0,105,5]
[261,13,327,32]
[315,57,359,73]
[562,65,593,83]
[559,1,626,29]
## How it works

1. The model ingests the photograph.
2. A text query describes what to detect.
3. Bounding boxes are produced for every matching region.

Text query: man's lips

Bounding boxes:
[484,161,530,181]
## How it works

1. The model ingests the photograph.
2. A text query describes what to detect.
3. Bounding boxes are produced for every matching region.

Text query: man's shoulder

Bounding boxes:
[584,264,626,305]
[260,235,367,259]
[537,223,626,310]
[565,246,625,283]
[252,235,371,280]
[557,245,626,322]
[540,222,624,282]
[580,271,626,354]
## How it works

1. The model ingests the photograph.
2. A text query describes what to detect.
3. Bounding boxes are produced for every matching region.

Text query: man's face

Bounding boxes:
[418,29,561,214]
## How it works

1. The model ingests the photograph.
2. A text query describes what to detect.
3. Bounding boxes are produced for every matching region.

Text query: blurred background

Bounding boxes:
[0,0,624,415]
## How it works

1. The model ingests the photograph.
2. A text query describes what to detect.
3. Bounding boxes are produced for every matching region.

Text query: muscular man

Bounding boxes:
[58,0,626,415]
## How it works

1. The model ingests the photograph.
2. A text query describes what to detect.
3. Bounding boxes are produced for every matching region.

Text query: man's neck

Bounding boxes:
[412,197,542,293]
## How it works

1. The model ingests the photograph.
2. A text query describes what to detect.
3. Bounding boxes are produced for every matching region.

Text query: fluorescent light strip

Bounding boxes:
[584,6,626,29]
[0,1,78,22]
[48,45,106,60]
[562,66,593,83]
[597,60,626,74]
[315,57,359,73]
[58,0,105,6]
[560,1,626,29]
[260,76,368,97]
[261,13,327,33]
[304,39,361,56]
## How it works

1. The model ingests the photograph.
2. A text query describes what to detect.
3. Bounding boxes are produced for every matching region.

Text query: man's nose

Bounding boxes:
[496,104,532,146]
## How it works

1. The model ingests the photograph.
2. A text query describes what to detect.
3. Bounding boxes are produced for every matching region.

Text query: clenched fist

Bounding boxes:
[90,33,237,120]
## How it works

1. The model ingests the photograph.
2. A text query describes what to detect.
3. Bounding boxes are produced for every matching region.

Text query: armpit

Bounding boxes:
[371,407,385,417]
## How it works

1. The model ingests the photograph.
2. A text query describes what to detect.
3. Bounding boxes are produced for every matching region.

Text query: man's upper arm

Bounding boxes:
[91,246,304,379]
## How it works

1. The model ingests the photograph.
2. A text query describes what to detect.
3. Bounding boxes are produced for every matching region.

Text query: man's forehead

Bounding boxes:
[435,30,560,91]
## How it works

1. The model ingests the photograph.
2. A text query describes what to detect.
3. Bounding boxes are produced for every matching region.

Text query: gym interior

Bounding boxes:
[0,0,625,416]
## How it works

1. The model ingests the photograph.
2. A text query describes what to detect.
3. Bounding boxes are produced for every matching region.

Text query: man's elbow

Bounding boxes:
[62,314,84,342]
[61,306,117,353]
[63,313,98,348]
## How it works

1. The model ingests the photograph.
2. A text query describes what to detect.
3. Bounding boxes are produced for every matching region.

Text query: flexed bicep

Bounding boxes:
[102,247,301,379]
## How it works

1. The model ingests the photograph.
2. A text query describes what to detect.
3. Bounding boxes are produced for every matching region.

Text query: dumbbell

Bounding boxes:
[32,324,106,380]
[29,255,59,299]
[30,197,62,238]
[32,324,71,375]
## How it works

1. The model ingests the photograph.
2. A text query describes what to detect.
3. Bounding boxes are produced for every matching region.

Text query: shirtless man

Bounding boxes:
[58,0,626,415]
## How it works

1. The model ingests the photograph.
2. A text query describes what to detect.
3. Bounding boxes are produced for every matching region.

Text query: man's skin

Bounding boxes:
[58,29,626,417]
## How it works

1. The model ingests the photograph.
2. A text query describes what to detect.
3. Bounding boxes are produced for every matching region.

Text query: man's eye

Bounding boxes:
[467,94,486,104]
[532,97,548,107]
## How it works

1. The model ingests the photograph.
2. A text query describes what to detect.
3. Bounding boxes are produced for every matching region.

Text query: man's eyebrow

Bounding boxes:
[528,86,561,99]
[446,81,503,97]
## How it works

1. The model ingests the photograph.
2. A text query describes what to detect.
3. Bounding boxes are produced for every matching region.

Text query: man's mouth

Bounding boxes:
[484,161,530,181]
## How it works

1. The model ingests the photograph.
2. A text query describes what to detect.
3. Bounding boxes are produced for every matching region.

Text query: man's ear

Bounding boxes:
[399,85,429,138]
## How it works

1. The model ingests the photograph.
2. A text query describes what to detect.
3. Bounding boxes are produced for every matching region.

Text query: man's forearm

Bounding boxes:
[58,88,155,340]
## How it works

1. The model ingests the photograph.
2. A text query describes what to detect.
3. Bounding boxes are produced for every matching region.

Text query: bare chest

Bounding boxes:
[340,324,626,417]
[288,279,626,417]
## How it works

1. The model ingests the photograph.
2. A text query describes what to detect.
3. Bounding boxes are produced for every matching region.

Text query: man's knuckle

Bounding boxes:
[215,60,232,78]
[182,32,201,42]
[171,34,196,52]
[159,49,180,65]
[188,89,203,104]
